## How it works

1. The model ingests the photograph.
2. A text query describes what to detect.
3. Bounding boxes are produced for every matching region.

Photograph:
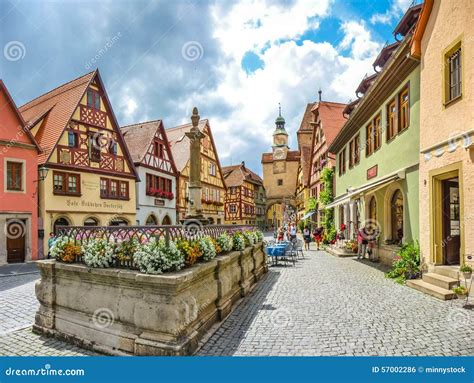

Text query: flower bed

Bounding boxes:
[34,236,266,356]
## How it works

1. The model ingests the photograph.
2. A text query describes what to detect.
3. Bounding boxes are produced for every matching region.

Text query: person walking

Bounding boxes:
[289,223,297,242]
[357,226,368,260]
[277,226,284,242]
[313,227,322,251]
[303,226,311,250]
[47,232,55,259]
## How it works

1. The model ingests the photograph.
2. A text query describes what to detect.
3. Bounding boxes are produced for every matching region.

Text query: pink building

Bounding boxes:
[0,80,40,264]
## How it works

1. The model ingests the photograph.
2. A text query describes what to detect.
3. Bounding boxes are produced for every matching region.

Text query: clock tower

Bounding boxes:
[272,104,288,161]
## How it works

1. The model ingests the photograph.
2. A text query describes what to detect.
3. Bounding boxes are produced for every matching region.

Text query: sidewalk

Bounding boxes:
[0,262,40,277]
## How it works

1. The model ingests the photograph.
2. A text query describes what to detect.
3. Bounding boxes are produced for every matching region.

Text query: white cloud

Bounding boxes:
[370,0,413,25]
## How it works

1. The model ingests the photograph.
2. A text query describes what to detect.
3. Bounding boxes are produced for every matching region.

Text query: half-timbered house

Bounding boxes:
[222,162,264,226]
[121,120,178,225]
[19,70,138,257]
[167,119,225,224]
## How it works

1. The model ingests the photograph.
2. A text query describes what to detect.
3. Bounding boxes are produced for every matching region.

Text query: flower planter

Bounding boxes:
[33,243,266,356]
[462,272,472,280]
[456,293,467,300]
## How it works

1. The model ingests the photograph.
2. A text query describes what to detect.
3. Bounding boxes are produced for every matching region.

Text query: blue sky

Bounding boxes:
[0,0,414,174]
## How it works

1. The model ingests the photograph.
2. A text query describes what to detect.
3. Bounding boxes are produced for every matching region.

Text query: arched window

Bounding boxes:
[53,217,70,235]
[161,215,171,225]
[391,190,404,243]
[145,215,158,225]
[109,218,129,227]
[368,196,377,222]
[84,217,99,226]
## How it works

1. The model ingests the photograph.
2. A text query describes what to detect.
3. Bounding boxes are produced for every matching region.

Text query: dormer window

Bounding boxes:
[87,89,101,110]
[154,141,164,158]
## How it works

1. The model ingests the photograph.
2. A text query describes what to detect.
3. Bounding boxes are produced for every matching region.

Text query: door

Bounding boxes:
[7,220,26,263]
[442,179,460,265]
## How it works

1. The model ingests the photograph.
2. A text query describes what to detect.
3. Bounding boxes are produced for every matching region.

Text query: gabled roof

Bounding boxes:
[167,119,226,185]
[342,99,360,117]
[121,119,178,176]
[18,70,139,180]
[19,71,96,164]
[311,101,347,148]
[297,103,316,133]
[373,41,401,70]
[222,162,263,188]
[0,80,40,151]
[355,73,378,97]
[393,3,423,38]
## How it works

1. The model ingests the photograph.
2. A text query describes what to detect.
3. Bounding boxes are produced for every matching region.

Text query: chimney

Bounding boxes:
[241,161,245,169]
[318,88,322,102]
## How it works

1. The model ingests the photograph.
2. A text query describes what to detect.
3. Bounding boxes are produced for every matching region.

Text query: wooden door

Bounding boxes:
[6,220,26,263]
[442,180,460,265]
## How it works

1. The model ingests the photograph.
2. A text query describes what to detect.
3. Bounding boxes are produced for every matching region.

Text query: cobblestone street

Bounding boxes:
[1,248,473,356]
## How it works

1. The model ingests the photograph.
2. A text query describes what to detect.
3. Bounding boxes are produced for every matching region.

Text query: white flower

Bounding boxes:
[217,232,233,253]
[82,238,116,268]
[133,238,185,274]
[199,236,217,261]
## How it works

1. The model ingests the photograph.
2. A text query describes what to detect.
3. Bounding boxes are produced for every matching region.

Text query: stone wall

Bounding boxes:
[33,243,266,356]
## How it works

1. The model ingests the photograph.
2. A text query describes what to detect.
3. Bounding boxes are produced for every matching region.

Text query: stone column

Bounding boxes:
[184,107,208,224]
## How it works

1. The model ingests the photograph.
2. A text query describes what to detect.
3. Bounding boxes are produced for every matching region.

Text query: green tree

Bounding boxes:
[319,168,336,243]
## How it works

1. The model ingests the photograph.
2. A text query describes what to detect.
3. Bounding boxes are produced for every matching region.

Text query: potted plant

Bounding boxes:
[452,285,468,300]
[460,264,472,280]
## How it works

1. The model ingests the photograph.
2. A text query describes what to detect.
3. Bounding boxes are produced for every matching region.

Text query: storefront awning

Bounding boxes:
[323,164,417,210]
[300,210,315,220]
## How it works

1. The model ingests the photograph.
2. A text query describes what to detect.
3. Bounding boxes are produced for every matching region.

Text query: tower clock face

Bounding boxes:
[273,148,286,160]
[274,135,287,146]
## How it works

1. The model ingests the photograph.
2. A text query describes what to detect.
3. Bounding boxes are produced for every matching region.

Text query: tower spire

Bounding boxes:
[278,102,281,117]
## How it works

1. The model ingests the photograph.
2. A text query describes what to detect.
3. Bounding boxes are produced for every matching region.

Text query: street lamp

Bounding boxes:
[38,166,49,181]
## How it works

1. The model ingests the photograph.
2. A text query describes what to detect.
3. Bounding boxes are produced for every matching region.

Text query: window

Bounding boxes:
[109,140,117,155]
[354,134,360,164]
[6,161,22,191]
[373,114,381,151]
[446,46,462,102]
[87,89,101,110]
[399,86,409,132]
[230,204,237,213]
[154,141,165,158]
[230,186,237,194]
[391,190,404,243]
[53,171,81,196]
[68,131,78,148]
[349,140,354,168]
[89,134,101,162]
[366,123,373,156]
[209,162,216,176]
[338,147,346,175]
[84,217,98,226]
[100,178,129,200]
[277,179,283,186]
[386,99,396,141]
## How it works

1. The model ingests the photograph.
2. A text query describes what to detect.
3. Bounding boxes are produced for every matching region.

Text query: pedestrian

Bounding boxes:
[313,227,322,251]
[357,226,368,260]
[303,226,311,250]
[47,232,55,259]
[277,226,284,242]
[289,223,297,242]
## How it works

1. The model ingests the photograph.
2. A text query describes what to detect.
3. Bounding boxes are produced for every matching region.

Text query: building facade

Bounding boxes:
[308,99,347,226]
[328,6,421,265]
[222,162,264,226]
[262,110,300,228]
[254,183,267,230]
[121,120,178,225]
[0,81,40,264]
[412,0,473,270]
[168,119,225,224]
[19,70,138,257]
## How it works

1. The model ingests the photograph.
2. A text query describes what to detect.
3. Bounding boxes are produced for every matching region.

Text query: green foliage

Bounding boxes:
[318,168,335,244]
[452,286,468,295]
[306,197,317,212]
[385,242,421,284]
[460,264,472,273]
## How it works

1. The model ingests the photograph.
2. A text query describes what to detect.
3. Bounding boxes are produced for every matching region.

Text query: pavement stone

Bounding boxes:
[1,241,473,356]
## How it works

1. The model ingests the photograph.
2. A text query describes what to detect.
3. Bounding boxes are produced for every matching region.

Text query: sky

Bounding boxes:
[0,0,416,175]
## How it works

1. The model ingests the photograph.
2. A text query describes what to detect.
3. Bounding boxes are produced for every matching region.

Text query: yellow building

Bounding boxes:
[262,108,300,228]
[411,0,473,271]
[222,162,264,225]
[167,119,226,224]
[19,70,138,257]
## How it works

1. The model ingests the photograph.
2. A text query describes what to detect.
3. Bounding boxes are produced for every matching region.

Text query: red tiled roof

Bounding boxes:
[222,163,263,188]
[297,103,315,133]
[0,80,40,150]
[121,120,162,163]
[19,71,96,164]
[312,101,347,148]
